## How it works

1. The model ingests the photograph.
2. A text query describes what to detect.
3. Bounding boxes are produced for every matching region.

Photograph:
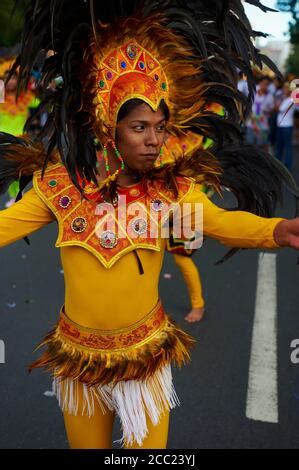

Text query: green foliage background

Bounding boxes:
[276,1,299,74]
[0,0,28,48]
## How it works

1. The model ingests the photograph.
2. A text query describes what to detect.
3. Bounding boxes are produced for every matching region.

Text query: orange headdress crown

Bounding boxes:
[96,39,169,132]
[84,15,209,142]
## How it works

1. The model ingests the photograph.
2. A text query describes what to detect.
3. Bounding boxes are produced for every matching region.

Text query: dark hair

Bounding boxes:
[117,98,170,123]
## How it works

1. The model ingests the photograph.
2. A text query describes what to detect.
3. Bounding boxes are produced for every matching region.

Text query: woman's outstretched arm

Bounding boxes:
[0,187,55,247]
[181,183,289,250]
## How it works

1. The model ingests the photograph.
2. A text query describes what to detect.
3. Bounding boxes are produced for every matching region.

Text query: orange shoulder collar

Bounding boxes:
[33,163,195,268]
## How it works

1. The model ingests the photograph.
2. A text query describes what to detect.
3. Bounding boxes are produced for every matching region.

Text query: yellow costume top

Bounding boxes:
[0,162,283,332]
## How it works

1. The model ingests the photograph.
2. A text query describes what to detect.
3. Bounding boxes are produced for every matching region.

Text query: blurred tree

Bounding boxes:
[276,1,299,74]
[286,43,299,75]
[0,0,28,49]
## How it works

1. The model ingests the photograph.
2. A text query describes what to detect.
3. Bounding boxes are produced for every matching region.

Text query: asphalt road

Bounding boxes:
[0,153,299,449]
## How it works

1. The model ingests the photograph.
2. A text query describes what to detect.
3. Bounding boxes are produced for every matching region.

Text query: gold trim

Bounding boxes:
[33,166,193,269]
[61,200,84,223]
[54,239,161,269]
[57,319,168,353]
[57,299,168,353]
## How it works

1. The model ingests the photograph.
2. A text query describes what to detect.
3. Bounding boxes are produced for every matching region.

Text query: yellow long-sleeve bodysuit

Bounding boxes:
[173,253,204,308]
[0,179,282,329]
[0,164,284,448]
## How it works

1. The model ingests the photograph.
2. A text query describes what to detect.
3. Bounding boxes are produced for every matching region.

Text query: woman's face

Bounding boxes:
[115,102,166,172]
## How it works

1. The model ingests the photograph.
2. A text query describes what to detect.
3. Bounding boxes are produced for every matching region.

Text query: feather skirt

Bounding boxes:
[29,301,196,446]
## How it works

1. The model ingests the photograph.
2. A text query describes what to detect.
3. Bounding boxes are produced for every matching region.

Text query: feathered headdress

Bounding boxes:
[1,0,298,220]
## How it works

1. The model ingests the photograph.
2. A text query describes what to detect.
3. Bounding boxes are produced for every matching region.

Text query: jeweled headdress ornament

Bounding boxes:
[95,39,169,135]
[84,13,211,145]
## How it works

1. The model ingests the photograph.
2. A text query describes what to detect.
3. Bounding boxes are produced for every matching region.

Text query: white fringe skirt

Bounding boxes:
[53,363,179,446]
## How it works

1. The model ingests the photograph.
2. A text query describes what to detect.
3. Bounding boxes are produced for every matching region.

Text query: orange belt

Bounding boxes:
[58,300,166,351]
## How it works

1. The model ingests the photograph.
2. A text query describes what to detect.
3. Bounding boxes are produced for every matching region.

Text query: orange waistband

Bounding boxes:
[58,300,166,351]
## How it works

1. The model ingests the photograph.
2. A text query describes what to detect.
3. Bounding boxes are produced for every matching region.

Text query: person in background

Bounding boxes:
[268,76,284,149]
[160,132,207,323]
[275,82,296,172]
[237,71,249,97]
[246,76,274,152]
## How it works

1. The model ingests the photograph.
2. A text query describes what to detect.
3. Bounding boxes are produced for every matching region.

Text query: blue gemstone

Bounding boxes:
[139,61,145,70]
[121,61,127,69]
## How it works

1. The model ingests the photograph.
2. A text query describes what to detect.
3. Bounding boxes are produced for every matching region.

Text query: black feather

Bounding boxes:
[4,0,296,263]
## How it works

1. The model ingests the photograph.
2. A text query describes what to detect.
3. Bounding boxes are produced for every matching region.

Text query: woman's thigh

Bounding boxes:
[62,383,115,449]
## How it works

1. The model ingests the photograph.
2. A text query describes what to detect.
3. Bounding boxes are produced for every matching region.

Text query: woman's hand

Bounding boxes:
[274,219,299,249]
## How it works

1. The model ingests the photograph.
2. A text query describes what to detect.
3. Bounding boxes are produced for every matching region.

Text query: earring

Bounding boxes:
[103,142,111,176]
[110,139,125,172]
[103,139,125,176]
[101,139,125,179]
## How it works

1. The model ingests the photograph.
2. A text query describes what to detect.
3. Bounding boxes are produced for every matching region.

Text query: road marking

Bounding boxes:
[246,252,278,423]
[0,340,5,364]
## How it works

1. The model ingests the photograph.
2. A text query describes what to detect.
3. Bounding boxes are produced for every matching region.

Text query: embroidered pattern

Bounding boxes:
[58,301,166,350]
[33,163,194,269]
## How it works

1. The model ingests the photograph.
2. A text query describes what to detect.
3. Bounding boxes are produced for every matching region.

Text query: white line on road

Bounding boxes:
[246,252,278,423]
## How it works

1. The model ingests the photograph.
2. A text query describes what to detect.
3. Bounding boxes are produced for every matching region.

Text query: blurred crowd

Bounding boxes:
[238,71,299,173]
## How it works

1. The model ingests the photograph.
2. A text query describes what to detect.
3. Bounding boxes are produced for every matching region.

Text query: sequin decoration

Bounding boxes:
[126,43,138,60]
[59,195,72,209]
[71,217,87,233]
[129,188,140,197]
[100,230,118,249]
[148,60,155,70]
[131,218,147,235]
[48,179,57,188]
[151,199,164,212]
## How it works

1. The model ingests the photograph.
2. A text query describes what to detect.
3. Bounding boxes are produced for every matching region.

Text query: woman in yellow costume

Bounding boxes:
[1,0,299,449]
[162,132,208,322]
[163,113,224,324]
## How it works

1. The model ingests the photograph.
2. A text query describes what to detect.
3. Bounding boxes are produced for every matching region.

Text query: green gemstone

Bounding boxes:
[161,82,167,91]
[48,179,57,187]
[99,80,105,88]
